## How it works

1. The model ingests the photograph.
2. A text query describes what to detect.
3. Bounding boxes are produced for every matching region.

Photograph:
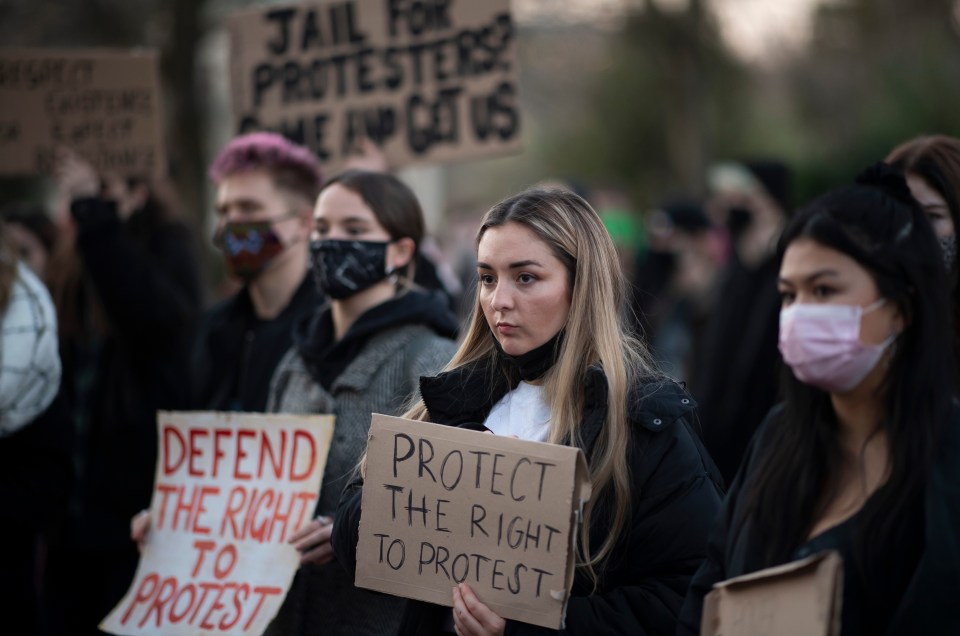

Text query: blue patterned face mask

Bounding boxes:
[215,220,285,281]
[309,239,392,300]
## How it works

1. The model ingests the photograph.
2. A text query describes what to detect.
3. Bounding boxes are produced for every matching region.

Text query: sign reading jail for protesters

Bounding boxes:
[227,0,521,171]
[355,414,592,630]
[100,411,335,636]
[0,48,165,177]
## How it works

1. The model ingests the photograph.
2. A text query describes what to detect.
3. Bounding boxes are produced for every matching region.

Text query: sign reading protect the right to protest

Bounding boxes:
[0,48,165,177]
[227,0,521,171]
[356,414,591,630]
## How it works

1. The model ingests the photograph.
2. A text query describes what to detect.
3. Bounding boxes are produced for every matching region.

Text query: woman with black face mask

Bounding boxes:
[262,170,459,636]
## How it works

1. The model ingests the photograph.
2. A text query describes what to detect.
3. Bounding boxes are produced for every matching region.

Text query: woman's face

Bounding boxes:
[778,238,903,346]
[313,183,392,242]
[906,172,954,239]
[477,222,572,356]
[313,183,412,270]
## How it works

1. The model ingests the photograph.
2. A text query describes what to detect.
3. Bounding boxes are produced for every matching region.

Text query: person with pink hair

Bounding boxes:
[194,132,325,411]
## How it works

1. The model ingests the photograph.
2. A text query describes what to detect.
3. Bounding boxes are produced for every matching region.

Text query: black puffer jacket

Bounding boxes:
[334,360,724,635]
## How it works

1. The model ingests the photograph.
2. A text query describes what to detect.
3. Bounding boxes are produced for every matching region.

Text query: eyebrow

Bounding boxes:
[315,216,372,224]
[778,269,841,285]
[477,259,545,270]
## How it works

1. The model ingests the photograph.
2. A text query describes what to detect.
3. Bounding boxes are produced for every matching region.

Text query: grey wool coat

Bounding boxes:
[263,323,457,636]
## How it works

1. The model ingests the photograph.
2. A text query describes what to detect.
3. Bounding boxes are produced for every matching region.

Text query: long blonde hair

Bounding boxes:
[404,188,655,581]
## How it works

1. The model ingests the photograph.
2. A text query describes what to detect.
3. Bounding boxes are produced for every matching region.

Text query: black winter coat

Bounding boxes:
[678,405,960,636]
[192,275,320,411]
[334,361,724,635]
[62,198,202,548]
[43,198,202,636]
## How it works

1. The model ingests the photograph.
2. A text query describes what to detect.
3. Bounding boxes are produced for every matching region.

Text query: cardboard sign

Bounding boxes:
[101,411,335,636]
[355,414,591,630]
[227,0,521,171]
[0,48,166,177]
[701,551,843,636]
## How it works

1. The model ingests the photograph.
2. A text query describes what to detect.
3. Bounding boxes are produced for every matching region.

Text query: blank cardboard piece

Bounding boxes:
[356,414,591,630]
[0,48,166,177]
[701,551,843,636]
[100,411,335,636]
[227,0,521,172]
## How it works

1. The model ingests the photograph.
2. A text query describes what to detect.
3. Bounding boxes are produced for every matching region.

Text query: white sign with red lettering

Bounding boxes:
[101,411,334,636]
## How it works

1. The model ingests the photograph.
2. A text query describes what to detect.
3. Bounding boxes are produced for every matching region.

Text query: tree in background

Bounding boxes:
[786,0,960,200]
[540,0,750,205]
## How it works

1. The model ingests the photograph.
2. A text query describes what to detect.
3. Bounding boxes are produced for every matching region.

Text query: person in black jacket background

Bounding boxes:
[679,164,960,635]
[334,187,723,635]
[41,149,202,635]
[692,160,791,483]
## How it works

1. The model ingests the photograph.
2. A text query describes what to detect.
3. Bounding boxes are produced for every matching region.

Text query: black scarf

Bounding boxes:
[492,329,565,382]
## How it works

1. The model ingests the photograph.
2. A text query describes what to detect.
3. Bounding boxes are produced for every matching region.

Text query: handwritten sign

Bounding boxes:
[355,414,591,630]
[701,551,843,636]
[100,411,335,636]
[227,0,521,171]
[0,48,166,177]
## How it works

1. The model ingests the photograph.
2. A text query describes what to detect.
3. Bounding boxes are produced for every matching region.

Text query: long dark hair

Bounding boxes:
[739,163,953,597]
[886,135,960,365]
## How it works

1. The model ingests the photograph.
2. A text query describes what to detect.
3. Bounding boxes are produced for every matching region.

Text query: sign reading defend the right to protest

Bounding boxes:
[356,414,592,630]
[227,0,521,171]
[101,411,334,636]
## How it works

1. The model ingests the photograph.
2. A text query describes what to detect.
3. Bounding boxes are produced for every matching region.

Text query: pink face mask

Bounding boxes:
[778,299,895,393]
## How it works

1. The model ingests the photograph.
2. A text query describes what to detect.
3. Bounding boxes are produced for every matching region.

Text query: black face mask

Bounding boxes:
[310,239,392,300]
[492,329,565,382]
[726,206,753,239]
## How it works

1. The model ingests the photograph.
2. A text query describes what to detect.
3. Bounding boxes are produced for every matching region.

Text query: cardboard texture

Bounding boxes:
[701,551,844,636]
[227,0,521,171]
[0,48,166,177]
[355,414,591,630]
[100,411,335,636]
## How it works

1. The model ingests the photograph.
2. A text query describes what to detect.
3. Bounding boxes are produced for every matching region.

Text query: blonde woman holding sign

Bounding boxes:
[334,187,723,635]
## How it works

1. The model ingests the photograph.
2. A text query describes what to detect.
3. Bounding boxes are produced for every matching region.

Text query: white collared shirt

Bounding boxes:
[483,381,552,442]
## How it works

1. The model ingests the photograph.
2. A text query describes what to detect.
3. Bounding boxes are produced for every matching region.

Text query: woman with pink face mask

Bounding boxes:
[678,164,960,636]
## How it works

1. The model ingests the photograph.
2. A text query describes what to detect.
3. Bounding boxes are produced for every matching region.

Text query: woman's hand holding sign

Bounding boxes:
[452,582,505,636]
[289,515,335,566]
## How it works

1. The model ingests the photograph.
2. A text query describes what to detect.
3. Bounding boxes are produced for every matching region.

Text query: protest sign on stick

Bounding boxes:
[0,48,166,177]
[101,411,334,636]
[227,0,521,171]
[355,414,591,630]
